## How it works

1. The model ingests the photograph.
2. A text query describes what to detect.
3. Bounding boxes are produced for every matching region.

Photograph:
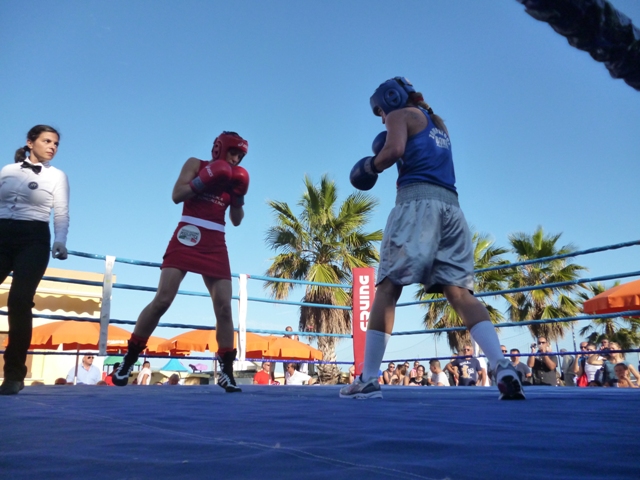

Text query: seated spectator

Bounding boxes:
[30,381,44,386]
[574,343,602,383]
[54,377,68,385]
[96,380,108,386]
[136,361,152,386]
[348,364,356,384]
[509,348,532,385]
[607,342,640,386]
[284,363,316,385]
[104,362,121,386]
[614,363,638,388]
[444,355,458,386]
[165,373,180,385]
[587,380,602,387]
[253,362,276,385]
[409,365,429,386]
[389,364,409,386]
[410,361,420,379]
[449,345,485,386]
[429,360,450,386]
[66,354,101,385]
[382,362,396,385]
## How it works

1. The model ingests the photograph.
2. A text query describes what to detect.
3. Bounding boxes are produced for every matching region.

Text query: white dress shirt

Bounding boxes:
[0,160,70,245]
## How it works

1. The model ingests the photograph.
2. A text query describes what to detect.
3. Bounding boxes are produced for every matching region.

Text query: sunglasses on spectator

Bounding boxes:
[501,350,508,353]
[86,356,94,359]
[538,341,546,344]
[580,344,588,349]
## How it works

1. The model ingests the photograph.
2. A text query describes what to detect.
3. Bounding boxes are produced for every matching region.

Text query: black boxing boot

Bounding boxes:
[0,379,25,395]
[216,349,242,393]
[113,339,147,387]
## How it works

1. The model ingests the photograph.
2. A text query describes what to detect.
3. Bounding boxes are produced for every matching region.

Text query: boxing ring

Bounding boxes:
[1,238,640,480]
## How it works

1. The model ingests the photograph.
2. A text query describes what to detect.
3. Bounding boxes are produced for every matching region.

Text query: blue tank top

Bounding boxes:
[396,108,457,193]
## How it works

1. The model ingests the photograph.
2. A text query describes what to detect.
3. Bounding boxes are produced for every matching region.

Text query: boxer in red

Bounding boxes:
[113,132,249,392]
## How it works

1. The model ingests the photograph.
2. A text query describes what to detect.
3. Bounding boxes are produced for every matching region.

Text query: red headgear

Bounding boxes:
[212,131,249,162]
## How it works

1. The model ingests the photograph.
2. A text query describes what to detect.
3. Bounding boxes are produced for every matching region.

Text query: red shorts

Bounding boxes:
[161,222,231,280]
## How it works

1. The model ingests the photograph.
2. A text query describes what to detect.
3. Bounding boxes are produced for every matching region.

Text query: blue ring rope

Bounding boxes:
[67,239,639,289]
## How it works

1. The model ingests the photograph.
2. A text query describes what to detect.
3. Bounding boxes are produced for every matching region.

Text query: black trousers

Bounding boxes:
[0,219,50,382]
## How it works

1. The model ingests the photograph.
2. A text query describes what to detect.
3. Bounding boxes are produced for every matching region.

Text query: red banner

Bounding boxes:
[352,267,375,376]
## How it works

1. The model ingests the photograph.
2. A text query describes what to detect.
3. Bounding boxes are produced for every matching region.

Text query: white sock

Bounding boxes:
[362,330,390,381]
[469,321,505,367]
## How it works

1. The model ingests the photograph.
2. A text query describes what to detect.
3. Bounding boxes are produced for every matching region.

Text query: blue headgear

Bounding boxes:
[369,77,416,116]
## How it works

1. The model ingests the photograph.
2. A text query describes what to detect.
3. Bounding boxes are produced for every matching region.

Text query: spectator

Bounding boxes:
[409,365,429,386]
[602,342,640,386]
[284,363,315,385]
[54,377,68,385]
[166,373,180,385]
[284,326,299,341]
[429,360,450,386]
[253,362,275,385]
[348,364,356,384]
[409,361,420,379]
[66,355,101,385]
[560,348,576,386]
[527,337,558,386]
[104,362,121,386]
[448,345,485,386]
[509,349,532,385]
[587,380,602,387]
[96,380,108,386]
[614,363,638,388]
[444,354,458,386]
[390,364,409,386]
[382,362,396,385]
[600,338,610,351]
[574,343,602,384]
[136,360,152,386]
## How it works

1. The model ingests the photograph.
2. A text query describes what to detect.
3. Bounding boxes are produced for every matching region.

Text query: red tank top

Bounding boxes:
[181,160,230,226]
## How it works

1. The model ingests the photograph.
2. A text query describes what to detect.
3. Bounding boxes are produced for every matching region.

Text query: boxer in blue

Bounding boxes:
[342,77,524,400]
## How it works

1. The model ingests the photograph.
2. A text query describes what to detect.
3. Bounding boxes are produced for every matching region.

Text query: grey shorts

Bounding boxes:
[377,183,474,293]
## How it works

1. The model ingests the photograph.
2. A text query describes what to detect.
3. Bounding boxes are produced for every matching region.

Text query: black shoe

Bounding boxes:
[217,349,241,393]
[0,380,25,395]
[113,340,146,387]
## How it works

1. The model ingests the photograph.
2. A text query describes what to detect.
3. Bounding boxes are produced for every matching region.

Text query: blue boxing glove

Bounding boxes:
[350,156,381,191]
[372,131,387,155]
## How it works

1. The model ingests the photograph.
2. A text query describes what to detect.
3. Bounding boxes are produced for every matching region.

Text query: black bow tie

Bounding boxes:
[21,161,42,174]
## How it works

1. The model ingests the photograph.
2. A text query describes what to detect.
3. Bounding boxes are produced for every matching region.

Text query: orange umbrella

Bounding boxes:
[263,335,323,361]
[105,334,170,355]
[15,320,133,351]
[583,279,640,315]
[157,329,270,357]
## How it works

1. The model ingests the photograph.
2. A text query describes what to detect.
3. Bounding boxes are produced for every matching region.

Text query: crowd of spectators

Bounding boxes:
[346,337,639,389]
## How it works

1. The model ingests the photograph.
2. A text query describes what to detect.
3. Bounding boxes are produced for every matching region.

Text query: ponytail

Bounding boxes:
[14,145,30,163]
[408,92,448,134]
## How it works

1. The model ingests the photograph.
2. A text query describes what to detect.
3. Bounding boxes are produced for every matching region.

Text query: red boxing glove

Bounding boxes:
[229,166,250,207]
[189,160,232,194]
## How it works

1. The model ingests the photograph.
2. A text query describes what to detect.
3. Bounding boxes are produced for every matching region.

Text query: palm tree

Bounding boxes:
[505,226,587,343]
[578,282,640,349]
[264,175,382,384]
[416,231,511,353]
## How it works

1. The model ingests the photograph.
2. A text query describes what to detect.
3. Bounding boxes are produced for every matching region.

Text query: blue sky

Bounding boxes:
[1,1,639,367]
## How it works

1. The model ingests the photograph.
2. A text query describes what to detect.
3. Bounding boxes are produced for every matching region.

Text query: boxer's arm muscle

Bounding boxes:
[172,158,201,204]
